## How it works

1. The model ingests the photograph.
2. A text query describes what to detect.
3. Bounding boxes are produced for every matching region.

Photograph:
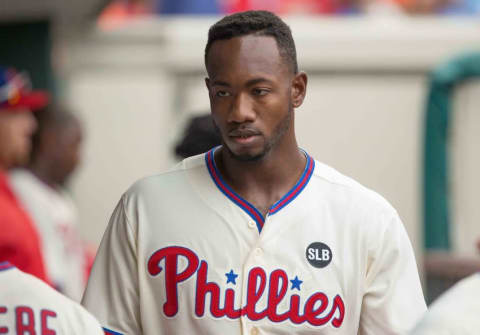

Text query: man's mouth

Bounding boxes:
[228,129,261,145]
[229,128,259,137]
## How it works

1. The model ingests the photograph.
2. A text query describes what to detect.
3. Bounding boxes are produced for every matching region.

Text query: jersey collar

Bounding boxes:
[0,261,15,272]
[205,147,315,233]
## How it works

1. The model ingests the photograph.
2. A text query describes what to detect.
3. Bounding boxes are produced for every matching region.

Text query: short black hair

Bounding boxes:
[205,10,298,74]
[174,114,221,159]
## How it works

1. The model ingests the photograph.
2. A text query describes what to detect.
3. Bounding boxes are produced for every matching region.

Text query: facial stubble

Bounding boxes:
[213,105,293,162]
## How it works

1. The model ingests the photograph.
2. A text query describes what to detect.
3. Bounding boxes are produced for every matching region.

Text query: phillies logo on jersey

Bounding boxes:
[147,246,345,328]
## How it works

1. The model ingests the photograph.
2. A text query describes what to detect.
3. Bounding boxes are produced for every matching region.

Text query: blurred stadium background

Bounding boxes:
[1,0,479,302]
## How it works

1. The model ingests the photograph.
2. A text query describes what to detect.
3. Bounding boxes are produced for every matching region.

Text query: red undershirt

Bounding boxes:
[0,171,49,284]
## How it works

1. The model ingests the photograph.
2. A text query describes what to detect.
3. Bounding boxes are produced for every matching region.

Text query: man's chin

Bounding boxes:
[225,145,265,162]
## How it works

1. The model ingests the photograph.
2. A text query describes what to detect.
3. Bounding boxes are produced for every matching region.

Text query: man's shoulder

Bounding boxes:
[9,168,52,200]
[429,273,480,310]
[124,152,206,199]
[2,266,76,306]
[411,273,480,334]
[1,267,103,332]
[312,159,397,216]
[9,169,40,189]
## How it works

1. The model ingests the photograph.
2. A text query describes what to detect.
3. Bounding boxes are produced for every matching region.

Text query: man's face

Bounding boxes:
[206,35,296,161]
[0,109,37,169]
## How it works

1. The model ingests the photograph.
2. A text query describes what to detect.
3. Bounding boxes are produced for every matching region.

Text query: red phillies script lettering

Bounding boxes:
[148,246,345,328]
[148,246,200,317]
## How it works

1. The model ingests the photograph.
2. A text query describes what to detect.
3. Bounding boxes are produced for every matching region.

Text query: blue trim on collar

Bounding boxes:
[0,261,15,272]
[205,147,315,233]
[269,154,315,215]
[205,149,264,232]
[103,327,124,335]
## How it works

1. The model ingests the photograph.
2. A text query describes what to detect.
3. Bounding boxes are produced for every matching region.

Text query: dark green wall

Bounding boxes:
[0,20,52,92]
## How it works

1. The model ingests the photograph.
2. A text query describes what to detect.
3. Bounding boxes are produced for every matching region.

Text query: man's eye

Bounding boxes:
[252,88,269,96]
[216,91,231,97]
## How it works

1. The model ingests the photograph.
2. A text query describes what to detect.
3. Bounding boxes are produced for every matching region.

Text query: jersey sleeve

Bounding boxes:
[81,195,141,335]
[359,212,427,335]
[69,304,106,335]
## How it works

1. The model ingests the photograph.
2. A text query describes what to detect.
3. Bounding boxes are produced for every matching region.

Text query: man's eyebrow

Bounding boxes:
[211,80,231,87]
[245,78,273,86]
[211,77,273,87]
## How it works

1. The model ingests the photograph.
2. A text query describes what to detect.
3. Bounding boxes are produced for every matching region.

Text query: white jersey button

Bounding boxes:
[248,221,256,229]
[251,326,259,335]
[254,247,263,256]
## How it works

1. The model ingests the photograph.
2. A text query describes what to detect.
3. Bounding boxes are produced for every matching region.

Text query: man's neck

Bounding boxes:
[29,159,57,189]
[215,141,306,216]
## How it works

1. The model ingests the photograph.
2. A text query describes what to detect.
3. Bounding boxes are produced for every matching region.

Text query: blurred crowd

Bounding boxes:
[98,0,480,26]
[0,67,92,302]
[0,66,221,303]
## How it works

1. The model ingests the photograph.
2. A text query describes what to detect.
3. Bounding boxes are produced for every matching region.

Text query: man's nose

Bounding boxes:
[228,93,255,123]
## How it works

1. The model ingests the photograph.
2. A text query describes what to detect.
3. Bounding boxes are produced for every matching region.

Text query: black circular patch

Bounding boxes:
[306,242,332,268]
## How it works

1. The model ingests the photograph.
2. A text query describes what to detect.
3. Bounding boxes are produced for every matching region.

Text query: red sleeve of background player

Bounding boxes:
[0,195,50,284]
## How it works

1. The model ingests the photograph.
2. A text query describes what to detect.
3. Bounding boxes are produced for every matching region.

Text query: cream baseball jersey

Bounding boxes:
[82,149,426,335]
[410,273,480,335]
[0,262,103,335]
[9,169,87,301]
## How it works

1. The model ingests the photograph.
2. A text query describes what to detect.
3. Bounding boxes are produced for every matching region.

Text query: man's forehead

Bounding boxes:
[206,34,288,78]
[208,34,279,59]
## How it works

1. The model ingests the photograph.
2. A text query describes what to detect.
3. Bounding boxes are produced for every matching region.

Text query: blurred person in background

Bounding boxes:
[174,114,222,159]
[410,239,480,335]
[0,66,49,283]
[0,261,104,334]
[9,105,90,302]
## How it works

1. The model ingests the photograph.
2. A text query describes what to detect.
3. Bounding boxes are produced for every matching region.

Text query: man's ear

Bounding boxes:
[291,71,308,108]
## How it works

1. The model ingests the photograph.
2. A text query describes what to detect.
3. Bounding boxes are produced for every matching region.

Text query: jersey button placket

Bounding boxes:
[241,247,264,333]
[240,264,249,334]
[242,216,268,334]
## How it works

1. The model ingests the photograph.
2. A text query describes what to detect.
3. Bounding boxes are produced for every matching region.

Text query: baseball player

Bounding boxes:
[82,10,426,334]
[0,66,49,283]
[0,261,103,334]
[410,241,480,335]
[10,107,87,301]
[410,272,480,335]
